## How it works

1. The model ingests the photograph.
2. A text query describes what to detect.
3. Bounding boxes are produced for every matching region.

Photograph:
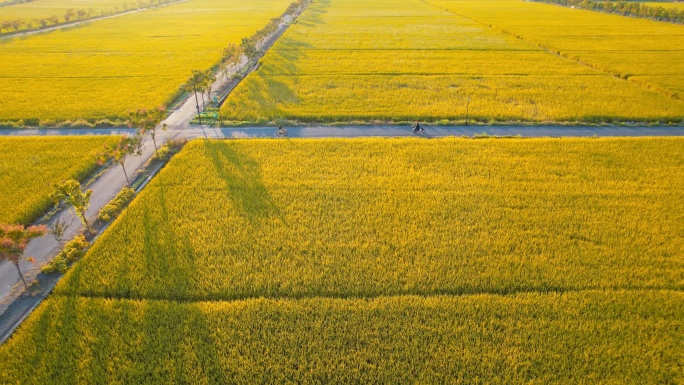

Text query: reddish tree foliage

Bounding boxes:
[0,224,47,289]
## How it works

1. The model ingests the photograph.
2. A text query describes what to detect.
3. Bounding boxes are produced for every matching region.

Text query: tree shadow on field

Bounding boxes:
[261,38,313,75]
[296,0,329,28]
[134,172,197,301]
[240,62,301,119]
[132,301,229,383]
[8,298,230,383]
[203,141,283,226]
[11,297,80,384]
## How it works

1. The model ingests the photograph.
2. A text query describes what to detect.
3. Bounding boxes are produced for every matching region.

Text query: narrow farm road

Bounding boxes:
[2,125,684,140]
[0,9,306,308]
[192,125,684,139]
[0,132,172,306]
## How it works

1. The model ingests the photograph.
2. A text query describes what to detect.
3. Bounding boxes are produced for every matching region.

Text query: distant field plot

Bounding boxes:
[0,0,124,24]
[0,291,682,384]
[430,0,684,101]
[222,0,684,123]
[0,136,119,225]
[56,138,684,301]
[0,0,293,123]
[643,1,684,9]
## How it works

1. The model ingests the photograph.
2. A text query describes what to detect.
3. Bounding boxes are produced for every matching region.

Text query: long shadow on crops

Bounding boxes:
[240,38,311,116]
[5,297,228,382]
[224,59,300,119]
[260,37,313,75]
[134,300,228,382]
[134,172,196,300]
[296,0,329,27]
[203,141,283,226]
[13,297,79,384]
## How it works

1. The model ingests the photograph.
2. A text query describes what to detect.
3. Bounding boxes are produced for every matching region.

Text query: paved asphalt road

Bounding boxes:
[2,125,683,139]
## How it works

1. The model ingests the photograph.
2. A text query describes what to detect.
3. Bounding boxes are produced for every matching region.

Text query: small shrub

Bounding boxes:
[41,235,89,274]
[152,146,170,161]
[98,188,135,222]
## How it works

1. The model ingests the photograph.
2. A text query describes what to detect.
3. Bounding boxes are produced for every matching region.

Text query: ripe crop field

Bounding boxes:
[644,1,684,9]
[221,0,684,124]
[55,138,684,300]
[0,291,682,384]
[0,136,119,225]
[0,138,683,383]
[0,0,293,123]
[0,0,125,24]
[428,0,684,100]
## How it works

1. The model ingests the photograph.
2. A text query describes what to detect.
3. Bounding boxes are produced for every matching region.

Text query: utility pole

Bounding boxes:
[465,97,470,126]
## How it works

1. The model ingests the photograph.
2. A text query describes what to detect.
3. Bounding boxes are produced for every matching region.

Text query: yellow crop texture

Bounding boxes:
[0,0,293,122]
[56,138,684,301]
[0,291,682,384]
[429,0,684,101]
[222,0,684,123]
[644,1,684,9]
[1,138,682,383]
[1,0,125,23]
[0,136,119,225]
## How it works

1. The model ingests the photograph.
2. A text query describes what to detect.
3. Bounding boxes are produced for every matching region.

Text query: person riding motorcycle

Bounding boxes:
[276,125,288,137]
[412,121,425,133]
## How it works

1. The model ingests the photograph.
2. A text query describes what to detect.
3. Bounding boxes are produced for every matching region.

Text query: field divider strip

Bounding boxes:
[420,0,684,103]
[50,286,684,305]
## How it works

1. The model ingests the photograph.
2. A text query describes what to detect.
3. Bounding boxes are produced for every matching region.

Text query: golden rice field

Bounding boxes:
[643,1,684,10]
[429,0,684,99]
[0,291,681,384]
[0,136,119,225]
[56,138,684,300]
[221,0,684,124]
[0,0,125,25]
[0,0,293,123]
[0,138,682,384]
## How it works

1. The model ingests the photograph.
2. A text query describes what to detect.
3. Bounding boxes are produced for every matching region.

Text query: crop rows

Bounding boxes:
[1,0,124,22]
[0,291,682,384]
[0,136,119,225]
[429,0,684,101]
[56,138,684,301]
[1,138,683,383]
[0,0,293,123]
[0,0,156,34]
[221,0,684,124]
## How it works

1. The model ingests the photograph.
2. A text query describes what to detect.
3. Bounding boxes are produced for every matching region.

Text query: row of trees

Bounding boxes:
[98,106,168,185]
[184,70,216,114]
[0,0,315,291]
[530,0,684,24]
[180,0,312,120]
[0,0,179,35]
[0,106,168,290]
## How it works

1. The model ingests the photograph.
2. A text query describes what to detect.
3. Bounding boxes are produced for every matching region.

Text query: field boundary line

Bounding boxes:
[51,286,684,306]
[420,0,684,103]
